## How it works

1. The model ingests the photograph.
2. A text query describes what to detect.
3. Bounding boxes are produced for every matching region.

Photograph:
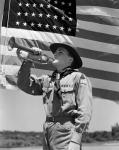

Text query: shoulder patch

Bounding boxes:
[80,74,87,85]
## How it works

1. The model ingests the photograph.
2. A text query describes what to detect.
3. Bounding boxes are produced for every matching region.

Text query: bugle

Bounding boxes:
[8,37,54,64]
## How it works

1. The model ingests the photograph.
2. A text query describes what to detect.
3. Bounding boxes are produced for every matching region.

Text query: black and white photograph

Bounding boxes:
[0,0,119,150]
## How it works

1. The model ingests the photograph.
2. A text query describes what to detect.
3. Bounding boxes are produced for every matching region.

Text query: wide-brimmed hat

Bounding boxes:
[50,42,82,68]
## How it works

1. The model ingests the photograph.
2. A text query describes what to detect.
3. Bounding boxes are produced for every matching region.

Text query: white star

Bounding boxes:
[61,16,65,20]
[54,1,58,4]
[60,26,64,31]
[38,23,42,27]
[68,3,72,6]
[54,15,58,19]
[40,3,44,8]
[47,4,51,8]
[25,3,30,7]
[24,12,28,16]
[31,22,35,26]
[68,12,72,15]
[33,3,36,7]
[18,2,22,6]
[45,24,50,28]
[23,22,27,26]
[17,12,21,16]
[32,12,36,17]
[16,21,20,25]
[32,90,34,94]
[68,28,72,32]
[69,18,73,21]
[39,13,43,17]
[61,2,65,5]
[53,25,57,29]
[46,14,51,18]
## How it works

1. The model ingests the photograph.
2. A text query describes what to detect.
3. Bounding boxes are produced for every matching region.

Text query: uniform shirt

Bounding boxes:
[17,61,92,126]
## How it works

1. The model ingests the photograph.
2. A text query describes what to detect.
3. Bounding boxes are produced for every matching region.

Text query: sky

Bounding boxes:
[0,0,119,132]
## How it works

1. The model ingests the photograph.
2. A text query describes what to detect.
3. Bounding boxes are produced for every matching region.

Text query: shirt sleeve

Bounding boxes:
[74,73,93,130]
[17,61,43,95]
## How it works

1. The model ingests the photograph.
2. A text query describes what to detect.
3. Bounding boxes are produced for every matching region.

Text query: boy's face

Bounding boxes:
[52,47,74,72]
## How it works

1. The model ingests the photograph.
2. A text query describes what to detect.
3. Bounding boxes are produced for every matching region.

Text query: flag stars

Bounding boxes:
[24,12,28,16]
[47,4,51,8]
[32,90,35,94]
[54,1,58,4]
[68,3,72,6]
[45,24,50,28]
[54,15,58,19]
[33,3,36,7]
[31,12,36,17]
[46,14,51,18]
[68,12,72,15]
[69,18,73,21]
[39,13,43,17]
[53,25,57,29]
[25,3,30,7]
[38,23,42,27]
[61,2,65,5]
[61,16,65,20]
[23,22,27,26]
[16,21,20,25]
[40,3,44,8]
[31,22,35,26]
[60,26,64,31]
[68,28,72,32]
[18,2,22,6]
[17,12,21,16]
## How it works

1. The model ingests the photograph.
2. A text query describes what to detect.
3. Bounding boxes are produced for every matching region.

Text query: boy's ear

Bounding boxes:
[69,56,74,64]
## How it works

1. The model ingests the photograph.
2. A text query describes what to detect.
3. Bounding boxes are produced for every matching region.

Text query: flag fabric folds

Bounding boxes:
[0,0,119,101]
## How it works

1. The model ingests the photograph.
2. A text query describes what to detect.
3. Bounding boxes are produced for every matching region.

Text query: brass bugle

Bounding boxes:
[8,37,40,55]
[8,37,54,64]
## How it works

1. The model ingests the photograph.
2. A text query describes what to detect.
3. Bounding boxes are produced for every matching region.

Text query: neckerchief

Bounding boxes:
[51,67,79,96]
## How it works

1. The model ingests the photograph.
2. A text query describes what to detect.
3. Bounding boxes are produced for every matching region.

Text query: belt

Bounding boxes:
[46,116,74,123]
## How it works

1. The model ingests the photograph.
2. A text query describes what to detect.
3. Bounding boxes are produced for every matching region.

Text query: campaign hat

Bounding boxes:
[50,42,82,68]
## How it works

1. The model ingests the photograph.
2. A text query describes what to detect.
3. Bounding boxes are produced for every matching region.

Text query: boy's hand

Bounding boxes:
[27,47,42,60]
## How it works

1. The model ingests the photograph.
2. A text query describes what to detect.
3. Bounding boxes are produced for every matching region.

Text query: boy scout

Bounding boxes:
[17,43,92,150]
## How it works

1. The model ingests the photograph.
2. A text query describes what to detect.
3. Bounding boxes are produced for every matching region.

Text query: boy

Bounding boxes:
[17,42,92,150]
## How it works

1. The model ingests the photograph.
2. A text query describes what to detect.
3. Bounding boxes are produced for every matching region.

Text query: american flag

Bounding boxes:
[0,0,119,101]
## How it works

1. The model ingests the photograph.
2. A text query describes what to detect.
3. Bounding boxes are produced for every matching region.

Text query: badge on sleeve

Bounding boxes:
[80,74,87,85]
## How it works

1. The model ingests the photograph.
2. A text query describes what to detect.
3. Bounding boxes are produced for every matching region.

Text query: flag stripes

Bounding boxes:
[77,20,119,36]
[77,14,119,26]
[93,88,119,100]
[77,0,119,9]
[77,6,119,18]
[77,29,119,45]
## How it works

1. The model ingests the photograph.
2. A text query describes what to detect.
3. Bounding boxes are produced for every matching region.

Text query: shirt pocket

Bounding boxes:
[60,85,76,108]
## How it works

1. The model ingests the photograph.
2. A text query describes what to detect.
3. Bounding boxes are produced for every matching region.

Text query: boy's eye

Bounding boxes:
[58,51,63,54]
[54,51,63,56]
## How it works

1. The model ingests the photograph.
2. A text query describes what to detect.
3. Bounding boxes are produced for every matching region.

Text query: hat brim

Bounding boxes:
[50,43,82,68]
